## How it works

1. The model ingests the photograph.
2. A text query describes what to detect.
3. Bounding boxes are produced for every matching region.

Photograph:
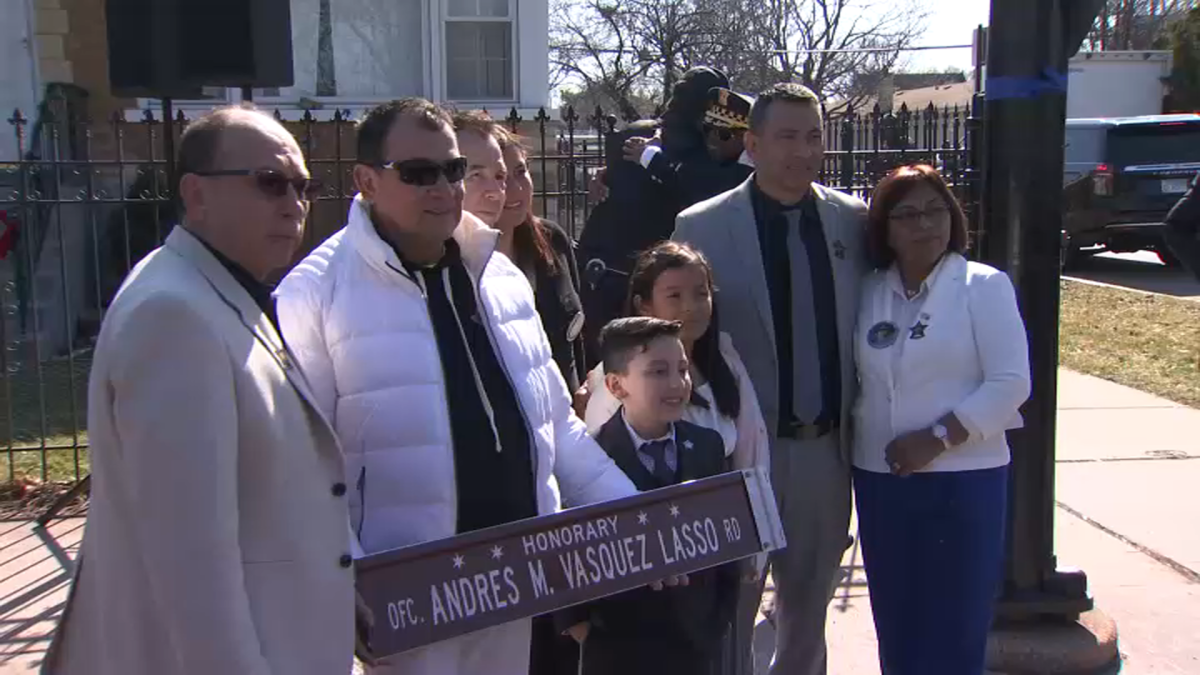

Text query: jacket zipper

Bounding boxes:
[442,266,504,453]
[467,248,543,495]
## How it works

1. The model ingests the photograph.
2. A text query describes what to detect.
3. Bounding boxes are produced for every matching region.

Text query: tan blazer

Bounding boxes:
[43,227,356,675]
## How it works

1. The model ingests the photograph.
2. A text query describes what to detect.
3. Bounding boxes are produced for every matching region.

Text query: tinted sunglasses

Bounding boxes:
[193,169,323,201]
[379,157,469,186]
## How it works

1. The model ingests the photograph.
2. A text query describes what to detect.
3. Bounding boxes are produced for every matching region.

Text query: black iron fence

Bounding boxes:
[0,92,980,504]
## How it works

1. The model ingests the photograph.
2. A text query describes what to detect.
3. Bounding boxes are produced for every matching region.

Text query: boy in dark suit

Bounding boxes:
[557,317,738,675]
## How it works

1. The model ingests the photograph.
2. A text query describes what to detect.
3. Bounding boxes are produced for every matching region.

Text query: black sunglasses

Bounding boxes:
[193,169,323,201]
[379,157,469,186]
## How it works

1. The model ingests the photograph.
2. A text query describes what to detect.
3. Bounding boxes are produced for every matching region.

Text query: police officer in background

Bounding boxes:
[577,70,754,368]
[625,86,756,210]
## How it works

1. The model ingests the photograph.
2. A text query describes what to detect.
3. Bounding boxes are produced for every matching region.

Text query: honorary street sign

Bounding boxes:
[356,468,785,658]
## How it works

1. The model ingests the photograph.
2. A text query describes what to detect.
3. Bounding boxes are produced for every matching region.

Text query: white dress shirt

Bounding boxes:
[852,253,1032,474]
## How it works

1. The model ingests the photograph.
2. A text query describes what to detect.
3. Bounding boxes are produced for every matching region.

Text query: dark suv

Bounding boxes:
[1062,114,1200,267]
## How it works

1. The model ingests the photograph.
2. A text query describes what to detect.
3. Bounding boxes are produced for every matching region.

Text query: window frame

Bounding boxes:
[440,0,519,105]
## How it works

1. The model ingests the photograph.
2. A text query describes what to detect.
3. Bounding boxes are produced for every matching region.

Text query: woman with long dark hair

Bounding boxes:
[493,126,588,391]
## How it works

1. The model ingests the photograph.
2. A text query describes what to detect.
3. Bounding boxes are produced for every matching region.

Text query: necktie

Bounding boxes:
[641,439,676,487]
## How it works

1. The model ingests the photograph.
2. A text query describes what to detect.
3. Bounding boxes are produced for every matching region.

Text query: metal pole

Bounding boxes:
[981,0,1092,620]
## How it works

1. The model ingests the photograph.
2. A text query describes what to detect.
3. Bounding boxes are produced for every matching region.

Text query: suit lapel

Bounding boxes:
[813,186,856,358]
[163,228,328,427]
[597,415,658,490]
[725,180,776,351]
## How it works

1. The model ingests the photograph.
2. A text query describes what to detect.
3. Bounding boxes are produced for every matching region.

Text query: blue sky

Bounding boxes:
[902,0,992,73]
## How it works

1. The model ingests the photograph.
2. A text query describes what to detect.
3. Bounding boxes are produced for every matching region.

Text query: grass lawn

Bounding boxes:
[1059,280,1200,408]
[0,348,90,487]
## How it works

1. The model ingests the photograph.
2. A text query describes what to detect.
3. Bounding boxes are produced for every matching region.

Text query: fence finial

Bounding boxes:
[505,107,522,132]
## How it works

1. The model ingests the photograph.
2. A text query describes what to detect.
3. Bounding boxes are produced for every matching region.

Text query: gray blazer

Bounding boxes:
[672,178,868,461]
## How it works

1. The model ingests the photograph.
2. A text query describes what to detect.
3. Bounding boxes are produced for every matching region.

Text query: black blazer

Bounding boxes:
[515,219,588,392]
[555,413,738,652]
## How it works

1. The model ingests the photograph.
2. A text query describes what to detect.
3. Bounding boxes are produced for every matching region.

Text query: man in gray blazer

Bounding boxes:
[673,83,867,675]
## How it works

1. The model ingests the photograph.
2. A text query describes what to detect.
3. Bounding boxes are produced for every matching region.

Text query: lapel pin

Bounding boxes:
[909,321,928,340]
[276,348,293,370]
[832,240,847,260]
[683,440,694,450]
[867,321,899,349]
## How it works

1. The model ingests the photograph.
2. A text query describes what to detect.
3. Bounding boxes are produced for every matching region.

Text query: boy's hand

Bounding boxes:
[572,381,592,418]
[649,573,690,591]
[566,621,590,644]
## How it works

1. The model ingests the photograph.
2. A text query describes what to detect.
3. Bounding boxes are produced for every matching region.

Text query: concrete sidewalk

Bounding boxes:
[2,369,1198,673]
[782,369,1200,674]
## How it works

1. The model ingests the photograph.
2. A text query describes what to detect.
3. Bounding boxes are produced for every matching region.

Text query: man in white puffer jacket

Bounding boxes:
[274,98,637,675]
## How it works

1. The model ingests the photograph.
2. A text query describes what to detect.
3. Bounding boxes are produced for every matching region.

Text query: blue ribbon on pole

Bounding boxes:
[985,68,1068,100]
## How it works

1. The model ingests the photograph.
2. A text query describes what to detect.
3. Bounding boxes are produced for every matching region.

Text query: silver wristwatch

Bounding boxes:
[931,423,951,450]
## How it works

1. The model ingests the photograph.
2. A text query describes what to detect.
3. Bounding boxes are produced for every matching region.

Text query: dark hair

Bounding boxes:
[866,164,969,269]
[625,241,740,420]
[599,317,683,375]
[493,128,559,274]
[356,98,453,166]
[177,103,267,177]
[451,109,498,139]
[748,83,822,133]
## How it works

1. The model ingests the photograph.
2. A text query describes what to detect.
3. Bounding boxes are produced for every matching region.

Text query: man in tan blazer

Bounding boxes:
[673,83,867,675]
[43,106,357,675]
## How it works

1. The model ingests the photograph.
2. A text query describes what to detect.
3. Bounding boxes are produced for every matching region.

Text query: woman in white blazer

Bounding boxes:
[852,165,1031,675]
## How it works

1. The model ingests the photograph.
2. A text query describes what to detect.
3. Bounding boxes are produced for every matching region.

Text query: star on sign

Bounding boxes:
[452,554,465,569]
[669,504,681,518]
[637,511,649,526]
[490,545,504,560]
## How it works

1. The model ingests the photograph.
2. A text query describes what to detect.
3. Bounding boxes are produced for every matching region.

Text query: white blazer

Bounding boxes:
[852,253,1031,474]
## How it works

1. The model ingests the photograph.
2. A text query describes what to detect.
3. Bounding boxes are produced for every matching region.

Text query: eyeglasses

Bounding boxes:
[379,157,469,186]
[888,203,950,225]
[192,169,323,201]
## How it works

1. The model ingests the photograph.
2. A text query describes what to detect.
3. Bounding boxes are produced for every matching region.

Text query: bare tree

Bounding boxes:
[550,0,725,118]
[717,0,928,112]
[1086,0,1196,51]
[551,0,929,118]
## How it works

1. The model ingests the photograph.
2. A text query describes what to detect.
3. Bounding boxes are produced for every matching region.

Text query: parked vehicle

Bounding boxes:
[1062,114,1200,267]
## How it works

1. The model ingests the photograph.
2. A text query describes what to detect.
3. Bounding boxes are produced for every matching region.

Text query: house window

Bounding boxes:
[445,0,514,101]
